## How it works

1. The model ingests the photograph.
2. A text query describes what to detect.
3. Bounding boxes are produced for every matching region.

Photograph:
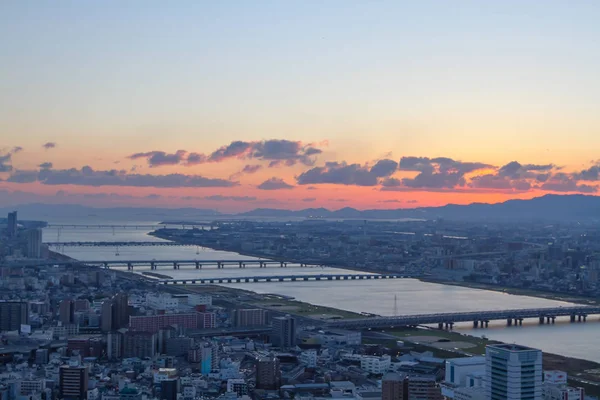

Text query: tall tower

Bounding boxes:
[271,315,296,349]
[486,344,542,400]
[7,211,17,237]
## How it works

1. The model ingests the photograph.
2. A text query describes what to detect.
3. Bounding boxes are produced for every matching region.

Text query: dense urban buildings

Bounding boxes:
[0,216,598,400]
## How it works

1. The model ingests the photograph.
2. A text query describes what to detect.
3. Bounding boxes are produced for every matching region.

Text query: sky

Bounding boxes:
[1,1,600,211]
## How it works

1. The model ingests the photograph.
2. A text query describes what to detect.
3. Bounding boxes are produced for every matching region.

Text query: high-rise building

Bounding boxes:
[123,331,157,359]
[107,331,124,359]
[59,364,89,400]
[234,309,268,327]
[26,228,42,258]
[160,379,178,400]
[60,299,75,325]
[382,372,406,400]
[35,349,49,364]
[114,293,129,328]
[0,301,29,332]
[7,211,17,237]
[271,315,296,349]
[74,299,90,312]
[101,300,113,332]
[256,356,281,390]
[196,341,218,375]
[101,293,130,332]
[486,344,543,400]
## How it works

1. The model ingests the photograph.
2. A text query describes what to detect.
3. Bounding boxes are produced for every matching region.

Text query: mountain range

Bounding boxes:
[2,194,600,222]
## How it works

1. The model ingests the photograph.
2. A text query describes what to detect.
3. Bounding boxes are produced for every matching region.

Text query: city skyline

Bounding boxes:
[2,1,600,211]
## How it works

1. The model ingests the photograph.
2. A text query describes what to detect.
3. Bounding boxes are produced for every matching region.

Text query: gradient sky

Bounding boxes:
[1,1,600,211]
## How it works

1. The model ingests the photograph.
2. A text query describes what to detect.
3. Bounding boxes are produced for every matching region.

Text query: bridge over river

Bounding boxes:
[156,273,410,285]
[326,306,600,330]
[46,241,194,247]
[4,259,329,269]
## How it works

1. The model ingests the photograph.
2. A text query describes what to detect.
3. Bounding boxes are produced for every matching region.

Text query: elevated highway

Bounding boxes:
[157,273,410,285]
[326,306,600,329]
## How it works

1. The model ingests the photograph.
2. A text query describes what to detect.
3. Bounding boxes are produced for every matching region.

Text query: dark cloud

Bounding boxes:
[43,142,57,150]
[39,162,53,169]
[302,197,316,202]
[130,139,324,168]
[204,195,257,202]
[7,166,238,188]
[540,173,597,193]
[381,177,402,188]
[399,156,492,189]
[378,199,403,203]
[297,161,393,186]
[469,174,531,191]
[250,140,321,166]
[12,146,23,153]
[145,194,162,199]
[209,141,254,162]
[369,159,399,177]
[241,164,262,174]
[186,152,208,165]
[129,150,187,167]
[498,161,554,179]
[0,152,13,173]
[257,177,295,190]
[572,164,600,181]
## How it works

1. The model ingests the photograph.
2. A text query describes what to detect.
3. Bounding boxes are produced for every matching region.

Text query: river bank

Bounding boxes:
[149,230,595,307]
[420,278,597,306]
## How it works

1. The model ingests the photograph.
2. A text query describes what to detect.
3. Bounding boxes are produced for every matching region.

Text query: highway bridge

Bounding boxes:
[326,306,600,330]
[46,224,168,229]
[46,241,194,247]
[157,273,409,285]
[4,259,323,269]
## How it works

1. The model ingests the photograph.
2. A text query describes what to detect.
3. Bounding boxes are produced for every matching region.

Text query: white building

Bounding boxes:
[486,344,543,400]
[227,379,249,396]
[441,356,486,399]
[360,355,391,374]
[543,371,584,400]
[300,350,318,368]
[145,293,180,311]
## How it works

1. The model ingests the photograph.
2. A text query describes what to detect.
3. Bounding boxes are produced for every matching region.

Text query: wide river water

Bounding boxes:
[43,223,600,362]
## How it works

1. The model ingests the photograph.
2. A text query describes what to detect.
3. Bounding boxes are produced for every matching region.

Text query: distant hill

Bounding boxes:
[239,194,600,222]
[1,194,599,222]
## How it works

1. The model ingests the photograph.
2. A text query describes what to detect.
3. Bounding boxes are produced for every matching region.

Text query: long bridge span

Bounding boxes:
[46,223,213,229]
[4,259,330,270]
[46,241,194,247]
[326,306,600,330]
[157,273,409,285]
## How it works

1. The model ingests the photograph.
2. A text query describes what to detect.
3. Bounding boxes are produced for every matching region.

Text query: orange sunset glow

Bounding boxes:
[2,2,600,212]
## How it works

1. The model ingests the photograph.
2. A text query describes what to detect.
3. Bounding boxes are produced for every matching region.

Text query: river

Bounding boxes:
[43,223,600,362]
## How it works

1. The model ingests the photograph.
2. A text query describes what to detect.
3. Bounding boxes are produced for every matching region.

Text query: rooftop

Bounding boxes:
[446,356,486,366]
[488,344,540,352]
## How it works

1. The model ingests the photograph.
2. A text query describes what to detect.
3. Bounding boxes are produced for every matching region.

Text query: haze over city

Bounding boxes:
[2,1,600,211]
